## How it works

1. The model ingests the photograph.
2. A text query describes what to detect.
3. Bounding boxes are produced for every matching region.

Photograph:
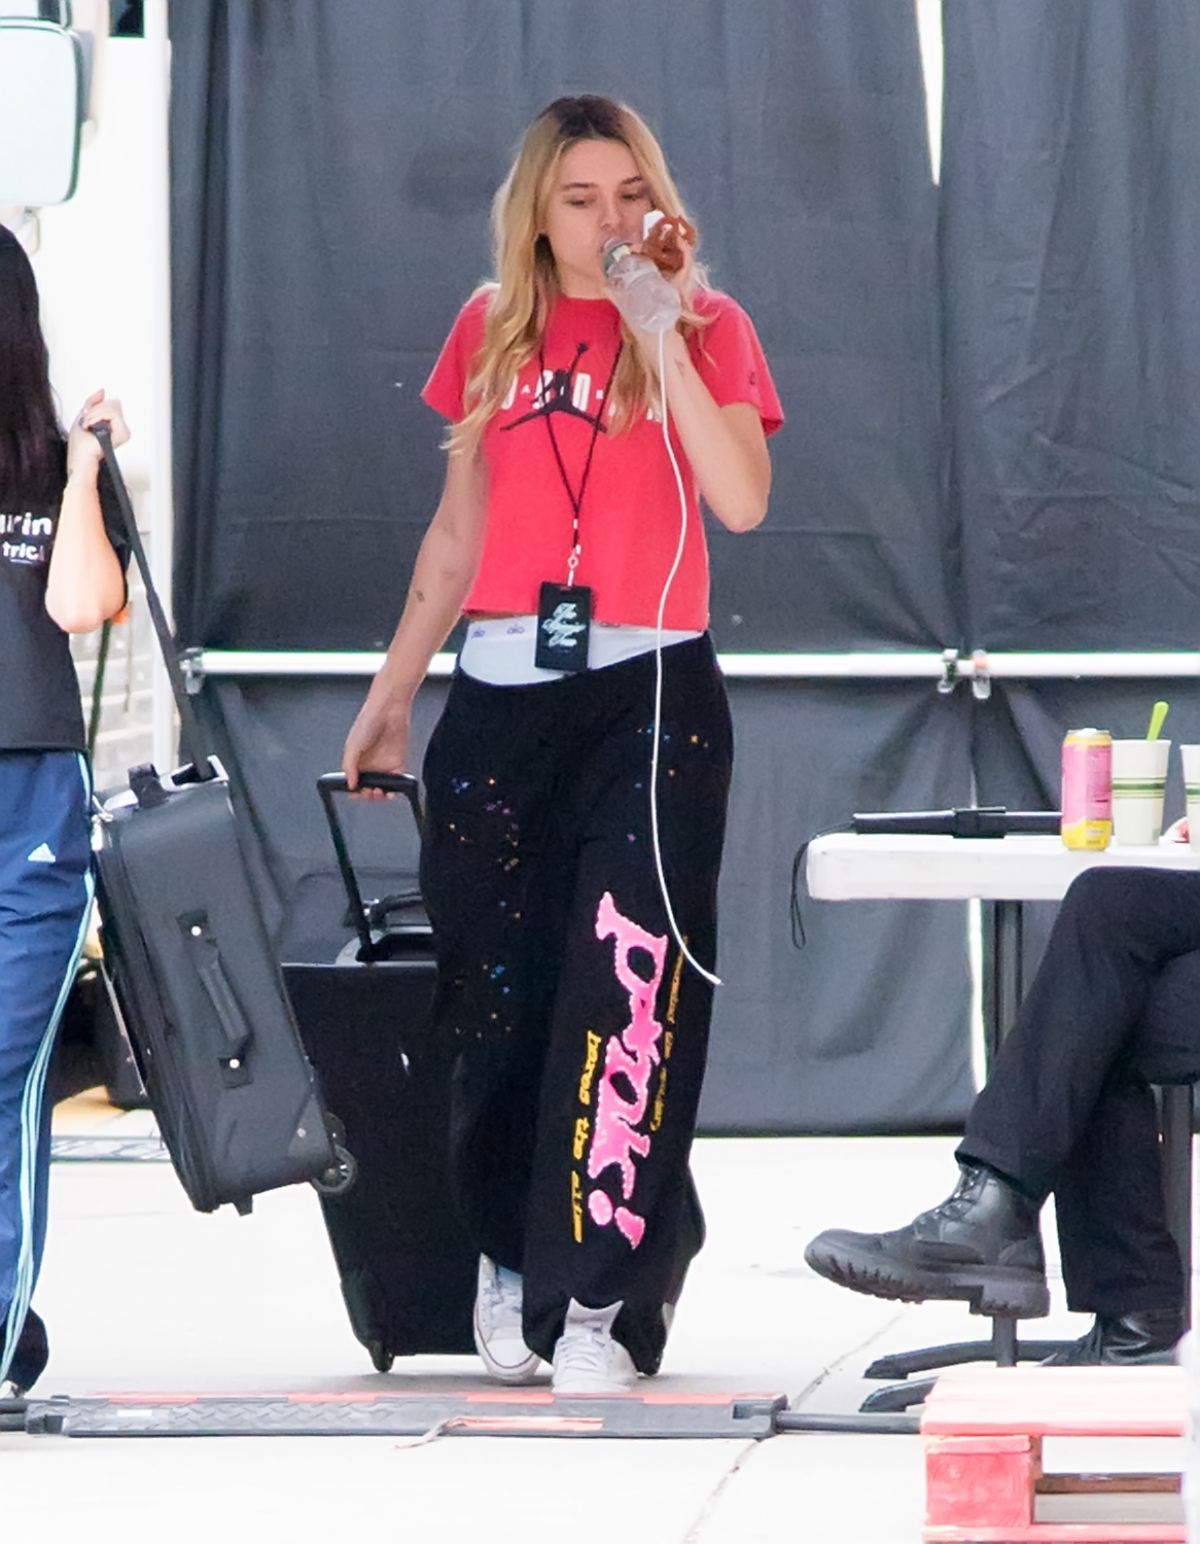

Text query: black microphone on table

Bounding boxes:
[850,807,1061,839]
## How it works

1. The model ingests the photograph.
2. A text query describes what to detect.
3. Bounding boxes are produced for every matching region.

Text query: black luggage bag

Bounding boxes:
[90,427,349,1214]
[283,773,476,1370]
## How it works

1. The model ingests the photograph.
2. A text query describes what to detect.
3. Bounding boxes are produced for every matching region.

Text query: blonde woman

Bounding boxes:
[343,95,782,1393]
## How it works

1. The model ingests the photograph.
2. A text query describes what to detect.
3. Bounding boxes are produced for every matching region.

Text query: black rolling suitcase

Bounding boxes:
[283,773,476,1370]
[90,426,349,1214]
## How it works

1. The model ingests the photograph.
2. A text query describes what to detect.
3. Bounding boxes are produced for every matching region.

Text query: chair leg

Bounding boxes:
[1158,1082,1193,1329]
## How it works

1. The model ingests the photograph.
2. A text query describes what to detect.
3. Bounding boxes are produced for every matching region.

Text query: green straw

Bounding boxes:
[1147,700,1170,741]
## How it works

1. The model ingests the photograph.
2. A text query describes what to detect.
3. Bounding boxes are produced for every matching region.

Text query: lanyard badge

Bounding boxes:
[535,580,592,671]
[532,340,622,673]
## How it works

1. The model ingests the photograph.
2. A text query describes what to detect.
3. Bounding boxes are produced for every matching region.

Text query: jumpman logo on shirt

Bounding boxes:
[502,342,608,433]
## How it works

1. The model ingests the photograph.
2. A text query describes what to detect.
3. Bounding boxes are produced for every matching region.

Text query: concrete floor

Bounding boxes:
[3,1100,1183,1543]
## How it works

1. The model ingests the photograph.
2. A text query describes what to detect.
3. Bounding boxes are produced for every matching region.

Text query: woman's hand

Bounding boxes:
[67,389,130,477]
[641,214,696,294]
[342,692,413,800]
[627,216,696,373]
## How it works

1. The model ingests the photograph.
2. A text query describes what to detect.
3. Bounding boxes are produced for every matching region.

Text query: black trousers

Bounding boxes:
[959,866,1200,1315]
[419,636,732,1372]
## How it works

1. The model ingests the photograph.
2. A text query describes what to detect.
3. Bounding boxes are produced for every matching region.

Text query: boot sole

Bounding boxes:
[804,1237,1050,1318]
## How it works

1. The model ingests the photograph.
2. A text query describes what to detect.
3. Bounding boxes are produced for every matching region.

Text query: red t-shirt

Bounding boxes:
[421,287,783,630]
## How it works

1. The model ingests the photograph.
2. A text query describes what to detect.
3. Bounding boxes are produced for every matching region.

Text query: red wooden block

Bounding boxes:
[921,1367,1186,1543]
[925,1434,1037,1530]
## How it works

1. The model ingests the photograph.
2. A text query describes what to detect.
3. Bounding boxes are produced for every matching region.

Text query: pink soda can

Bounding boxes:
[1061,728,1112,850]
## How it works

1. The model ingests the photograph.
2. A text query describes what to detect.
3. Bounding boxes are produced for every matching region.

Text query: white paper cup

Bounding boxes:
[1111,739,1170,845]
[1182,745,1200,853]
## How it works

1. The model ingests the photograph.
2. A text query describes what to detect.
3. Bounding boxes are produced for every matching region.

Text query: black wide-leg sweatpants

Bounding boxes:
[959,865,1200,1316]
[420,635,732,1373]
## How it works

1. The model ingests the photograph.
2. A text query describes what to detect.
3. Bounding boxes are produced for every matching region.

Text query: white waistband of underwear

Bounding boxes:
[458,615,702,686]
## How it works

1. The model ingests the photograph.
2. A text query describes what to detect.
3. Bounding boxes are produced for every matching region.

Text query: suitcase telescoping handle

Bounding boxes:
[90,423,216,783]
[316,772,424,963]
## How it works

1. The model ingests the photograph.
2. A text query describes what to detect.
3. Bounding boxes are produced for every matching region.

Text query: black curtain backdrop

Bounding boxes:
[972,681,1200,1005]
[974,684,1200,835]
[169,0,952,653]
[939,0,1200,1022]
[941,0,1200,652]
[168,1,1200,1133]
[167,0,968,1133]
[703,681,973,1132]
[196,675,975,1135]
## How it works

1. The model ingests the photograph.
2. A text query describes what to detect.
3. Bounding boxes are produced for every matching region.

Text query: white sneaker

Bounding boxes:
[473,1256,541,1384]
[551,1298,639,1394]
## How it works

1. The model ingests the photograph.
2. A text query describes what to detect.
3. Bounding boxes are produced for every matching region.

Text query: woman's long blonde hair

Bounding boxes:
[449,95,707,455]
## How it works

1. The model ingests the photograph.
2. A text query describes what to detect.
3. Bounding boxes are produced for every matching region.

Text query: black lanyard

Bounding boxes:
[537,341,622,587]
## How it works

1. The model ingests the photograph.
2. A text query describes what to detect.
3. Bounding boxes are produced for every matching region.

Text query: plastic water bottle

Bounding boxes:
[602,235,681,334]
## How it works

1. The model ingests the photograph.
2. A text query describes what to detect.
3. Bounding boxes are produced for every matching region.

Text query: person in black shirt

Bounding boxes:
[0,225,131,1394]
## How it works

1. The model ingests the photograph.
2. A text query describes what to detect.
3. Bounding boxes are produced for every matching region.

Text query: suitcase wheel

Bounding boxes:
[312,1142,358,1198]
[367,1342,395,1374]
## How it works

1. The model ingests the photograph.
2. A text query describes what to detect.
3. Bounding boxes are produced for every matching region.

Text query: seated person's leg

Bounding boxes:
[805,866,1200,1324]
[961,867,1200,1197]
[1047,1069,1183,1363]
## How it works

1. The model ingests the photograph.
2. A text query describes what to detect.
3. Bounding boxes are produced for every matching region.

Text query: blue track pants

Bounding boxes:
[0,751,92,1384]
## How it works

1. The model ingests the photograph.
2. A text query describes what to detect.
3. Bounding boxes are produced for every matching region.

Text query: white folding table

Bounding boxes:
[808,832,1200,900]
[809,832,1200,1053]
[805,831,1200,1411]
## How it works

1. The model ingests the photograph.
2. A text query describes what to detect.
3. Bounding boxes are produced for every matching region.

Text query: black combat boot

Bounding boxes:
[1043,1308,1185,1365]
[804,1163,1049,1317]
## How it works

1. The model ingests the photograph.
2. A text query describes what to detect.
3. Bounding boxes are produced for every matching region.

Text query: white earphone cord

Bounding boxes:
[650,327,722,989]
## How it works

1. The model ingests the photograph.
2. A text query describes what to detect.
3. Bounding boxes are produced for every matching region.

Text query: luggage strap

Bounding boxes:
[91,424,216,783]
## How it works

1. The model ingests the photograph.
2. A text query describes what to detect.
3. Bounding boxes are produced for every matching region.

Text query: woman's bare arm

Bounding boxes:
[45,391,130,633]
[648,342,771,533]
[342,446,488,788]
